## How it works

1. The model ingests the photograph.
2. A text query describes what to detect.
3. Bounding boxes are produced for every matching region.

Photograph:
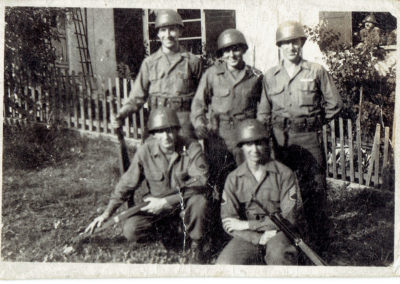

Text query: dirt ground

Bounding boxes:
[1,126,394,265]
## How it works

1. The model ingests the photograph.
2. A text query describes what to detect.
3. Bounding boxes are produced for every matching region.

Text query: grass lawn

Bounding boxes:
[1,125,394,265]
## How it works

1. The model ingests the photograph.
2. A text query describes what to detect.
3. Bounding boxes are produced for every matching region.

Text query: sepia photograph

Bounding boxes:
[0,0,398,279]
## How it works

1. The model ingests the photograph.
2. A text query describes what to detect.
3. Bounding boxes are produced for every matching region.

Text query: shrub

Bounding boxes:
[305,23,395,139]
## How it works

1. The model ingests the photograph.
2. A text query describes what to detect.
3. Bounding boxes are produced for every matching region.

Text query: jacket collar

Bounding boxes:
[215,61,254,76]
[273,58,310,75]
[152,45,188,61]
[236,160,280,177]
[148,136,186,158]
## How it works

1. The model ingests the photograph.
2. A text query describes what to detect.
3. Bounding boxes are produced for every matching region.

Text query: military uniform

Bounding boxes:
[257,59,342,253]
[191,62,263,197]
[119,46,202,138]
[360,26,381,46]
[216,160,303,265]
[104,135,209,244]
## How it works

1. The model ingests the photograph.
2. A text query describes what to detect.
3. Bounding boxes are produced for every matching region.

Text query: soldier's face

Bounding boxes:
[242,139,269,164]
[279,38,304,63]
[222,45,245,69]
[365,22,374,30]
[153,127,179,152]
[158,25,181,49]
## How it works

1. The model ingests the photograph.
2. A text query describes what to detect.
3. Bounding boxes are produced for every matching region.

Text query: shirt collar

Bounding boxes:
[215,61,252,76]
[153,45,188,61]
[148,136,185,158]
[273,58,309,75]
[236,160,280,177]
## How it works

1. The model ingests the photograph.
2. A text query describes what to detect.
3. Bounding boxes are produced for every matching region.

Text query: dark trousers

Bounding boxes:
[272,127,331,253]
[122,194,208,246]
[216,232,298,265]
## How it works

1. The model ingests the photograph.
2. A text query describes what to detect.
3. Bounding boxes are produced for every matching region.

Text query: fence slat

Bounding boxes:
[115,77,121,133]
[101,77,108,134]
[108,77,115,135]
[356,119,363,185]
[71,72,79,128]
[330,120,337,179]
[94,77,101,133]
[88,83,93,132]
[79,73,86,130]
[347,119,354,183]
[382,127,390,175]
[65,73,72,128]
[123,78,129,137]
[373,124,381,186]
[339,117,346,181]
[366,124,380,187]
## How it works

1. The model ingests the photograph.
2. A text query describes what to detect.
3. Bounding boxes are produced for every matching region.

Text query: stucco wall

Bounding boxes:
[235,0,325,72]
[66,8,117,79]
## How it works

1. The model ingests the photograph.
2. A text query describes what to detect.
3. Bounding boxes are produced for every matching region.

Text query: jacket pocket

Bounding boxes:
[298,82,317,106]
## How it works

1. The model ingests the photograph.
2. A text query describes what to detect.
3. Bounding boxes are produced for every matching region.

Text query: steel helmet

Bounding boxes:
[147,107,180,132]
[363,14,378,25]
[276,21,307,46]
[217,29,248,55]
[155,10,184,29]
[236,119,270,146]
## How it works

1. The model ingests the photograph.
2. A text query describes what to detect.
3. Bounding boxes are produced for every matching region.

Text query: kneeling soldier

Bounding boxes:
[85,108,209,263]
[216,119,303,265]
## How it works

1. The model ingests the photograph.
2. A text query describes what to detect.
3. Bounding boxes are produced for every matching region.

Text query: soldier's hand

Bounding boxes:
[195,126,208,139]
[111,114,124,129]
[140,197,168,215]
[84,213,109,235]
[259,230,277,245]
[222,218,250,233]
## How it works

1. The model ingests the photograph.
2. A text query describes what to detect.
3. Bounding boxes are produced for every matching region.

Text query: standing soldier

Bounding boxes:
[114,10,202,138]
[191,28,263,198]
[217,119,303,265]
[257,21,342,255]
[85,108,210,263]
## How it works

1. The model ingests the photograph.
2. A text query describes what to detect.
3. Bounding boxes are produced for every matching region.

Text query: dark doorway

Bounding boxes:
[114,9,145,78]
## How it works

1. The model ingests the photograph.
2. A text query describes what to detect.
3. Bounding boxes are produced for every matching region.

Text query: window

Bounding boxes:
[143,9,206,56]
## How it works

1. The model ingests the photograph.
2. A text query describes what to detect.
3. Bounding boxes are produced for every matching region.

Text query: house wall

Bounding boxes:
[66,8,117,79]
[235,1,325,72]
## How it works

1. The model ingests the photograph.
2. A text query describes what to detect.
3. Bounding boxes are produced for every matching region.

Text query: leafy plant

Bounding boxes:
[305,23,395,139]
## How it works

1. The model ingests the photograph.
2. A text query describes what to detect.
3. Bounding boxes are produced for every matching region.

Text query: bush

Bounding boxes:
[3,123,87,170]
[305,23,395,139]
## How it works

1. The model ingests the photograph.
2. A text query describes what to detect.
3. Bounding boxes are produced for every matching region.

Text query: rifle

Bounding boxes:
[73,185,204,244]
[251,197,328,266]
[116,126,130,174]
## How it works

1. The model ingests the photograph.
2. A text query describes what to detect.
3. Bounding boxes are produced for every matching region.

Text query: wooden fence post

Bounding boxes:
[347,119,355,183]
[366,124,380,187]
[339,117,346,180]
[79,73,86,130]
[356,119,363,185]
[123,78,129,137]
[330,120,337,179]
[108,77,115,135]
[382,127,390,175]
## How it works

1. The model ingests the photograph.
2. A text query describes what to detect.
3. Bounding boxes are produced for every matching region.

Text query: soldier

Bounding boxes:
[257,21,342,255]
[85,108,209,263]
[360,14,381,47]
[191,28,263,198]
[216,119,303,265]
[114,10,202,139]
